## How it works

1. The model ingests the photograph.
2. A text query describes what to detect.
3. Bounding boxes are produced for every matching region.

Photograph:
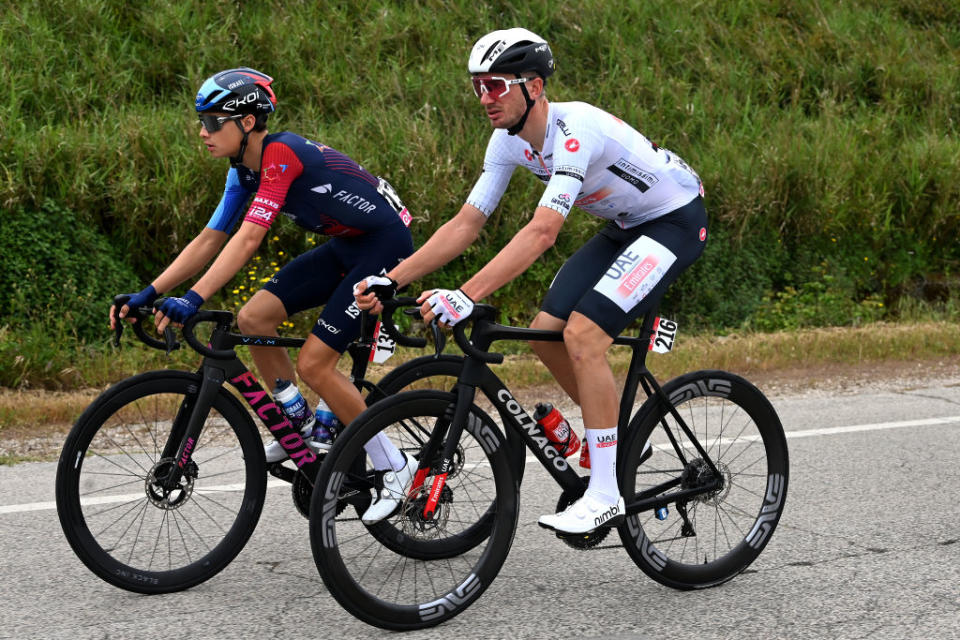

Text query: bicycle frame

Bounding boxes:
[152,311,389,492]
[414,308,723,519]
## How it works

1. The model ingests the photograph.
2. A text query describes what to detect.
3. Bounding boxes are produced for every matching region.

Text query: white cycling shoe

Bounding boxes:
[538,491,626,535]
[264,429,331,464]
[361,452,418,525]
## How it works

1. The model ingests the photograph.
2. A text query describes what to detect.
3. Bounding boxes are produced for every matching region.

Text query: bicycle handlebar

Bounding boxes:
[452,305,504,365]
[112,295,180,353]
[112,295,427,358]
[180,310,237,359]
[374,297,427,348]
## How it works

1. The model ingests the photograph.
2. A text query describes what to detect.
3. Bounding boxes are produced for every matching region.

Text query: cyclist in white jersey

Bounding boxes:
[356,28,708,534]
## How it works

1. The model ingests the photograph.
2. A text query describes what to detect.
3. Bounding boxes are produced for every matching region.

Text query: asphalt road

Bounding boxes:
[2,375,959,640]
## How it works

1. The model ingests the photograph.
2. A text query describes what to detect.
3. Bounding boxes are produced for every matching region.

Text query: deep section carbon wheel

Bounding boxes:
[618,370,788,589]
[310,391,518,630]
[56,371,267,593]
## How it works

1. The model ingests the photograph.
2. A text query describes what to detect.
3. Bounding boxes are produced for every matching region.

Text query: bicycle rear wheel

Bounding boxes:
[310,391,518,630]
[618,370,788,589]
[56,370,267,593]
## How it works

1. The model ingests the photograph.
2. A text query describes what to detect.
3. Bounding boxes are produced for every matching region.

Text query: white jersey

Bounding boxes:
[466,101,702,228]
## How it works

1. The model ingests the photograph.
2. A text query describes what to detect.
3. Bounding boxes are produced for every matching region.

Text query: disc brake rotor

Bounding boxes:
[145,458,196,510]
[398,483,452,536]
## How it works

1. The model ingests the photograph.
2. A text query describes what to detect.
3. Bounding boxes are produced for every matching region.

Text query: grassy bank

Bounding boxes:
[1,0,959,390]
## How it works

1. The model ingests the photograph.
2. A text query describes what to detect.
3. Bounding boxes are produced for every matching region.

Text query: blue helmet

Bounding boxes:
[195,67,277,116]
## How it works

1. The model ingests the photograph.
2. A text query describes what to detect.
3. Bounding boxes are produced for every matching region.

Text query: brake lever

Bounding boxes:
[429,319,446,359]
[113,318,124,348]
[111,295,130,348]
[163,327,179,355]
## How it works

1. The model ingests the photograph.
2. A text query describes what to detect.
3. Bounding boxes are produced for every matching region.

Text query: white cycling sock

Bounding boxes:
[584,427,619,502]
[364,431,407,471]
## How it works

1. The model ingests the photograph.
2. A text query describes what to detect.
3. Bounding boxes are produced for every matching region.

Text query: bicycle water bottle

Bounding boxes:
[532,403,580,457]
[273,379,316,436]
[313,398,339,444]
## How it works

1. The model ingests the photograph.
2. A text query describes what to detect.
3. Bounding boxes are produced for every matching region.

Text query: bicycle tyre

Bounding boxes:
[372,353,464,398]
[56,370,267,594]
[310,390,518,630]
[618,370,789,590]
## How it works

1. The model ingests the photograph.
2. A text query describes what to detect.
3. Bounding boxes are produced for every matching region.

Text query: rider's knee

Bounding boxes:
[238,291,286,334]
[235,305,258,334]
[563,316,607,362]
[296,349,338,389]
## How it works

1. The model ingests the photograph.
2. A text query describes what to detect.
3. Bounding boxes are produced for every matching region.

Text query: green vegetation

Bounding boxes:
[1,0,959,388]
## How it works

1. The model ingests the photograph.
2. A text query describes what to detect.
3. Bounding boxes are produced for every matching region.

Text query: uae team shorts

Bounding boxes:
[541,196,707,338]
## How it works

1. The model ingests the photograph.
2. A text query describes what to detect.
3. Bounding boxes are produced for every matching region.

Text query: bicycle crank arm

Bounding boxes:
[267,462,296,484]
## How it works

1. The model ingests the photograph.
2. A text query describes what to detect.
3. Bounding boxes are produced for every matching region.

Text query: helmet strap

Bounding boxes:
[506,80,536,136]
[230,118,250,167]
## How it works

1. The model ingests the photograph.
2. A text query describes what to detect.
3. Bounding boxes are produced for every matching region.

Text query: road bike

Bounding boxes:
[308,304,790,630]
[55,295,464,594]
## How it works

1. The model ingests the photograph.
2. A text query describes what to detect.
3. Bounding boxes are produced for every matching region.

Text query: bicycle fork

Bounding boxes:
[153,366,225,493]
[409,383,478,520]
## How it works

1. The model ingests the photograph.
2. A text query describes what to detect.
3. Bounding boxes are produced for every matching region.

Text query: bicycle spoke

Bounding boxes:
[79,475,146,495]
[87,450,150,482]
[125,500,151,564]
[170,509,193,565]
[91,497,148,538]
[187,494,229,536]
[121,405,158,466]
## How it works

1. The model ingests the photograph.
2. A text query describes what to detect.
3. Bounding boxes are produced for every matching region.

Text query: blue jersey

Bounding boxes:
[206,132,411,237]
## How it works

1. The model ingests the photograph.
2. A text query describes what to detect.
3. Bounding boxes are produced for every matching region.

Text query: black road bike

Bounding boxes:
[55,296,465,594]
[309,304,790,630]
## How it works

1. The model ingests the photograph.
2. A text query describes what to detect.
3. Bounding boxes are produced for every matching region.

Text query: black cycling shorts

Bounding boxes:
[263,225,413,353]
[541,196,707,338]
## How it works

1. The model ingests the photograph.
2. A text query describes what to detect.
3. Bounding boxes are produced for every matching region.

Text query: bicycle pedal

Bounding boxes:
[553,525,608,540]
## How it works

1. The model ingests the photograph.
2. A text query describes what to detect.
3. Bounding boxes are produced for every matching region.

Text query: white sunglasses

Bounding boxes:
[471,76,532,98]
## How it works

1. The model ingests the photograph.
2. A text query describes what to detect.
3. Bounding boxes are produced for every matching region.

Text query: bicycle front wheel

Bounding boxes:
[55,370,267,593]
[310,391,518,630]
[365,354,524,558]
[618,370,789,589]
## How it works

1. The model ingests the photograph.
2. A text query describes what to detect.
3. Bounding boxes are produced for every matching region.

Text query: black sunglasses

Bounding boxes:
[198,113,243,132]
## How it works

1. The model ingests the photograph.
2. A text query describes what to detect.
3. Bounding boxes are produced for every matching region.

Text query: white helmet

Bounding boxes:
[468,28,555,79]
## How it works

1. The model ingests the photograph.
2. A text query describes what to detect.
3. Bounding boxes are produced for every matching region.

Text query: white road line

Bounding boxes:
[4,415,960,516]
[0,479,289,515]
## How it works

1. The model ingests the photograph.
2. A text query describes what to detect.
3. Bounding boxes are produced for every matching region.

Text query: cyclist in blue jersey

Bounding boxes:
[356,30,708,534]
[111,67,415,523]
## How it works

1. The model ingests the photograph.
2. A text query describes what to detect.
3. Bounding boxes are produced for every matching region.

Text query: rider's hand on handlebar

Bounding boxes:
[110,285,158,330]
[353,275,398,314]
[418,288,474,327]
[155,290,204,333]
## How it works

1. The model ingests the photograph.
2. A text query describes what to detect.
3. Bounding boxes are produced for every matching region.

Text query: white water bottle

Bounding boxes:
[273,379,316,436]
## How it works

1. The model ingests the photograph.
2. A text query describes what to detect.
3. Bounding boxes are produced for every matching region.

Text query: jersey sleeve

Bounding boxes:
[465,133,517,216]
[537,115,602,217]
[206,168,251,232]
[243,142,305,229]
